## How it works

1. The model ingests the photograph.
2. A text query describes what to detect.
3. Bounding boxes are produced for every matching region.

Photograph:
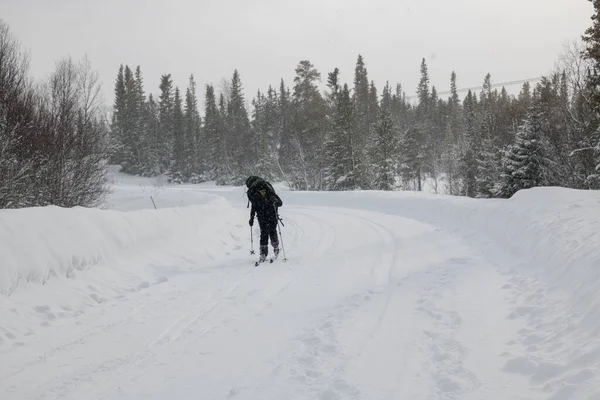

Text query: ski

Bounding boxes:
[254,256,278,266]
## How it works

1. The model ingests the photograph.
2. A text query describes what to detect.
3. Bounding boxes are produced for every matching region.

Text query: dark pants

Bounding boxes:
[258,219,279,256]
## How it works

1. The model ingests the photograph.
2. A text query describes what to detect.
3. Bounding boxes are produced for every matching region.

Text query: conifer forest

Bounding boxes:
[2,3,600,209]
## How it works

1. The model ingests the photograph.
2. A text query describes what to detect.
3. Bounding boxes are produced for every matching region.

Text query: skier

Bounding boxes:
[246,176,283,263]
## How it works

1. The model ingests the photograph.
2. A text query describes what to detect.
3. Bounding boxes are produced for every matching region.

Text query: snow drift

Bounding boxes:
[0,198,245,296]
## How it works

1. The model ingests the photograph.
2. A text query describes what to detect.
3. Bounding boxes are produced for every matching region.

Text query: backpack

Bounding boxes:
[246,176,282,209]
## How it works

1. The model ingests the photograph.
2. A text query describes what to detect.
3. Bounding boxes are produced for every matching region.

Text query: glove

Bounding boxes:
[249,218,254,226]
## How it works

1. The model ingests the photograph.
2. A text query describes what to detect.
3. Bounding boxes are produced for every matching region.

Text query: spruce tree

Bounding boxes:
[475,136,500,198]
[443,71,463,195]
[369,82,398,190]
[133,66,147,173]
[290,60,327,190]
[217,93,233,182]
[111,65,127,164]
[400,126,424,190]
[265,85,279,148]
[144,94,160,176]
[227,69,252,183]
[251,90,276,181]
[353,55,370,137]
[121,66,138,172]
[582,0,600,113]
[184,75,201,181]
[323,68,341,190]
[204,85,221,180]
[460,90,480,197]
[171,87,185,182]
[495,113,548,197]
[582,0,600,186]
[427,85,444,192]
[416,58,430,120]
[326,83,355,190]
[158,74,174,172]
[277,79,293,175]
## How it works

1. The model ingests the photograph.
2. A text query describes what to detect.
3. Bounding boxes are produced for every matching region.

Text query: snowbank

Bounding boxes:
[0,198,244,296]
[102,165,227,211]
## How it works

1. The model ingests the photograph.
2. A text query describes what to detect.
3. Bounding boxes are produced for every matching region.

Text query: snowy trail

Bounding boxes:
[1,201,536,399]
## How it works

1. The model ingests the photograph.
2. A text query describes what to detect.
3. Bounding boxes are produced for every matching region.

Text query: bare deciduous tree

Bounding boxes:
[0,18,108,208]
[38,56,108,207]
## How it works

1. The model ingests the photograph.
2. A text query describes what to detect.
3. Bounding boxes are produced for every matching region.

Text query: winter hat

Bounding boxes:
[246,176,260,188]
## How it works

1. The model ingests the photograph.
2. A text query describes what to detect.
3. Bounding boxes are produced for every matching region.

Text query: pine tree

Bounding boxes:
[290,60,327,190]
[263,85,280,161]
[369,82,398,190]
[184,75,201,181]
[400,126,424,190]
[460,90,480,197]
[582,0,600,113]
[353,55,370,137]
[227,69,252,183]
[117,65,138,173]
[158,74,174,172]
[111,65,126,163]
[391,84,410,134]
[323,68,341,190]
[325,83,355,190]
[475,136,500,198]
[204,84,221,180]
[496,86,513,147]
[413,58,434,190]
[427,85,444,192]
[443,71,463,195]
[277,79,293,175]
[359,80,379,188]
[346,57,374,189]
[495,113,549,197]
[171,87,185,182]
[143,94,160,176]
[133,66,147,173]
[217,93,234,182]
[251,90,276,181]
[582,0,600,186]
[416,58,430,120]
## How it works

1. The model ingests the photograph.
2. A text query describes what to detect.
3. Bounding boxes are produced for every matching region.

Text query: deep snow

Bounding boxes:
[1,168,600,399]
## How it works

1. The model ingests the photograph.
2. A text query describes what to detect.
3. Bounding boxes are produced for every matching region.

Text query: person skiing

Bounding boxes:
[246,176,283,262]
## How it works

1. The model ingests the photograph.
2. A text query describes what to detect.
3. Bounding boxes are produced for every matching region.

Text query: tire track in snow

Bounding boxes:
[283,207,338,261]
[319,208,398,356]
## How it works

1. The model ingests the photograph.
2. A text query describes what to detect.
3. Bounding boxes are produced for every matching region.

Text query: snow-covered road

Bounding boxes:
[2,175,600,399]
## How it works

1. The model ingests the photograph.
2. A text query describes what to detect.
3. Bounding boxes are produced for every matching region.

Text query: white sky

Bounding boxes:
[0,0,594,109]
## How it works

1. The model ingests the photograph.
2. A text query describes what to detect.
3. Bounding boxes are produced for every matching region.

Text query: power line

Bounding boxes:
[405,76,543,100]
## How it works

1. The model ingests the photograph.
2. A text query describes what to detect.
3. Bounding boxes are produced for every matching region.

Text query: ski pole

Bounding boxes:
[250,225,255,254]
[274,205,287,261]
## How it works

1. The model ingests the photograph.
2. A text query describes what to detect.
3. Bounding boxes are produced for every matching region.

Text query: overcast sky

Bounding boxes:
[0,0,594,109]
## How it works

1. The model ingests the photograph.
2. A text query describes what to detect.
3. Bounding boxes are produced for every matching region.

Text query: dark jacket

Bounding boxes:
[246,176,282,225]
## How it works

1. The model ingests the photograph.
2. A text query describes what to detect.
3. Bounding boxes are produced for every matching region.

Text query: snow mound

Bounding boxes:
[0,197,244,296]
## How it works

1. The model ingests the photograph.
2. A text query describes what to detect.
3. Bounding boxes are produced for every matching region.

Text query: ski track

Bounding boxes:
[2,203,561,399]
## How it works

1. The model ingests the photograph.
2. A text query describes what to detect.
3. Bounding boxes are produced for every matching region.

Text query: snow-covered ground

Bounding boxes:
[1,167,600,400]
